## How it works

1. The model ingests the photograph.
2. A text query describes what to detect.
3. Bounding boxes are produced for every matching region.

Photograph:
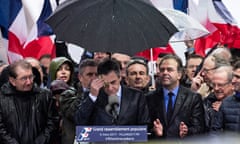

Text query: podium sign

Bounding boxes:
[76,125,147,142]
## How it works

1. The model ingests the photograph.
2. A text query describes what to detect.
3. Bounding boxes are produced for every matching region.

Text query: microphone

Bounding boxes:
[105,96,119,124]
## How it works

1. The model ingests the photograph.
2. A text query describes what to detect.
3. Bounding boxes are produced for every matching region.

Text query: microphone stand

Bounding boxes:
[110,103,119,125]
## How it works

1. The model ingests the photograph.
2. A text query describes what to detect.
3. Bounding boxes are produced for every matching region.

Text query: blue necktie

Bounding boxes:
[167,92,174,122]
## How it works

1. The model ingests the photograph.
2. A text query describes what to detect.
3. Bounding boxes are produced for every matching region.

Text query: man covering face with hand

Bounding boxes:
[75,59,149,126]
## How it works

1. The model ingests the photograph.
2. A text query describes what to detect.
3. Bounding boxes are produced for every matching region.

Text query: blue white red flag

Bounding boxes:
[149,0,240,57]
[190,0,240,56]
[0,0,57,63]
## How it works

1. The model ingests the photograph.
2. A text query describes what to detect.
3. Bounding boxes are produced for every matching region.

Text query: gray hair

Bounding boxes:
[214,65,233,82]
[208,54,231,69]
[209,47,232,62]
[78,59,98,75]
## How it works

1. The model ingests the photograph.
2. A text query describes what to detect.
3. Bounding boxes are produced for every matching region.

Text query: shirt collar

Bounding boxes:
[163,86,179,96]
[116,85,122,98]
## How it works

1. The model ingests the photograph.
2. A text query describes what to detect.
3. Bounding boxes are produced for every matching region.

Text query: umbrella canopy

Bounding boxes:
[160,9,210,42]
[46,0,178,56]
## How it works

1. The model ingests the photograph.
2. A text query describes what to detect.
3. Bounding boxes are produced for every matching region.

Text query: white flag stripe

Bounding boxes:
[9,8,30,45]
[49,0,57,10]
[22,0,45,22]
[0,29,8,63]
[208,0,228,24]
[188,0,217,33]
[8,51,23,63]
[222,0,240,27]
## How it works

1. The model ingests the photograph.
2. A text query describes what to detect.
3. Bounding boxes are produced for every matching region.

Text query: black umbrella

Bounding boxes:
[46,0,178,56]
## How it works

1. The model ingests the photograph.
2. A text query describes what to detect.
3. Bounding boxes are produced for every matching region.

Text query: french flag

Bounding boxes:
[0,0,57,63]
[148,0,240,57]
[136,45,175,61]
[189,0,240,56]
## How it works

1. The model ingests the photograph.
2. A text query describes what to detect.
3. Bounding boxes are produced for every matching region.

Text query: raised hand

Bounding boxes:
[153,118,163,137]
[90,77,104,96]
[179,121,188,138]
[191,74,203,91]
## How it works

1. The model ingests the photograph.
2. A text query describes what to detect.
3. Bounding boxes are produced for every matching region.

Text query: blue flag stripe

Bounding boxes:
[37,0,54,36]
[0,0,22,38]
[173,0,188,13]
[213,0,236,24]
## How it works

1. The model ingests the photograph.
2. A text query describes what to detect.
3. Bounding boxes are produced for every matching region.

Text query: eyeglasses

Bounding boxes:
[15,75,35,82]
[210,81,230,89]
[202,67,216,73]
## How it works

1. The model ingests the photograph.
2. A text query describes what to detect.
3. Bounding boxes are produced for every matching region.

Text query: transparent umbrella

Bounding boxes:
[160,9,210,42]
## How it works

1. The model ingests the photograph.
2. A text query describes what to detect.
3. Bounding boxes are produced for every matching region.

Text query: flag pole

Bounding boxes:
[149,48,156,91]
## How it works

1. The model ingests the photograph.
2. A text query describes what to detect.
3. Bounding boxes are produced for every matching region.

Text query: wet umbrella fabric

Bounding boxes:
[46,0,178,56]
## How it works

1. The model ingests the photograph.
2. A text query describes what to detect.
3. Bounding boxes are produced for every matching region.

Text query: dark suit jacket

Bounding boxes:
[147,85,205,138]
[75,85,149,125]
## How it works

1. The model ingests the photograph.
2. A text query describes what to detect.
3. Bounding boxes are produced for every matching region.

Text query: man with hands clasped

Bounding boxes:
[147,55,205,139]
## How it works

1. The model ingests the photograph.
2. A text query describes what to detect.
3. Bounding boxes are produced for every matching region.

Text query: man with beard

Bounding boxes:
[147,55,205,139]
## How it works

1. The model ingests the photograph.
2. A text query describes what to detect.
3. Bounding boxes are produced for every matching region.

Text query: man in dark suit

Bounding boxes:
[75,58,149,125]
[147,55,205,139]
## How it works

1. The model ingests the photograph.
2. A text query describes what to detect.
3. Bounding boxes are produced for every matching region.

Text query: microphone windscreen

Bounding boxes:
[105,95,119,116]
[105,104,111,114]
[108,95,119,105]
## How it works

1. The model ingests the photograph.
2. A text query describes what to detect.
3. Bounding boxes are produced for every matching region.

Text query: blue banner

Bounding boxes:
[76,125,148,142]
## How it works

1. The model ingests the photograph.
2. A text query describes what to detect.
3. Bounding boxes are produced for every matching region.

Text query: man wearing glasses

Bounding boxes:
[212,60,240,133]
[191,54,230,99]
[0,60,58,144]
[203,64,233,133]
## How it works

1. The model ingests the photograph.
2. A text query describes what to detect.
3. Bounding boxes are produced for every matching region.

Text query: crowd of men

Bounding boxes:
[0,46,240,144]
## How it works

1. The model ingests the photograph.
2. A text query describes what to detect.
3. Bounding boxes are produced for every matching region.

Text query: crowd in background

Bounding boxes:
[0,45,240,144]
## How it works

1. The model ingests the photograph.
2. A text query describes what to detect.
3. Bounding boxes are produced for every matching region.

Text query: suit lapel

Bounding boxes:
[169,86,187,123]
[158,89,168,125]
[153,88,168,126]
[118,86,131,121]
